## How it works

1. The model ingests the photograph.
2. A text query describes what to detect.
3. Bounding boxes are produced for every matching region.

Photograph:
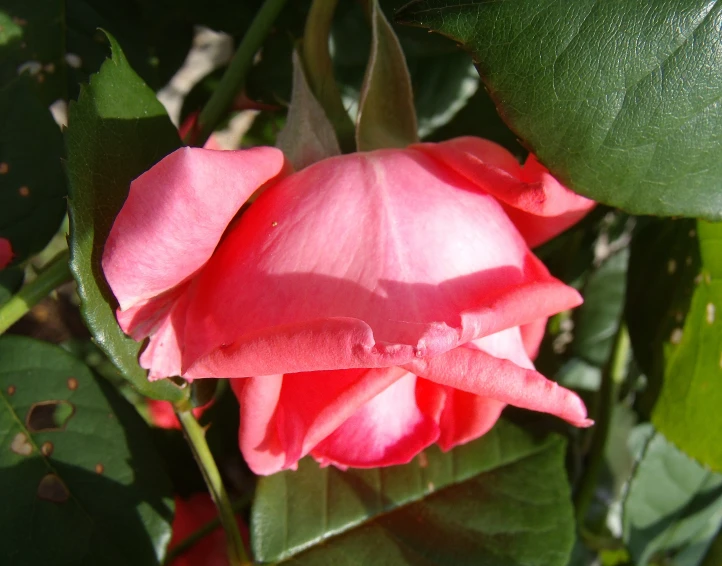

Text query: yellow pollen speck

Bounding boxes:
[689,229,697,238]
[427,482,435,491]
[271,221,278,227]
[667,259,677,274]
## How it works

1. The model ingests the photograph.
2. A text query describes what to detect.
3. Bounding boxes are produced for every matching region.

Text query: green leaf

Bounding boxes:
[625,218,700,422]
[252,419,575,565]
[356,0,418,151]
[0,78,67,264]
[623,427,722,566]
[0,335,174,565]
[652,220,722,471]
[0,0,67,104]
[396,0,722,218]
[66,31,186,402]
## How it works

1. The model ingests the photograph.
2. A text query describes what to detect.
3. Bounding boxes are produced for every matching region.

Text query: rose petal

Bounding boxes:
[436,386,505,451]
[403,346,593,427]
[0,238,13,269]
[103,146,289,313]
[184,149,581,378]
[413,137,595,247]
[312,372,439,469]
[233,367,405,475]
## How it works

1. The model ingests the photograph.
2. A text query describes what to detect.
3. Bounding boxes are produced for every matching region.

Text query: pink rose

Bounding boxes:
[103,137,594,474]
[0,238,13,270]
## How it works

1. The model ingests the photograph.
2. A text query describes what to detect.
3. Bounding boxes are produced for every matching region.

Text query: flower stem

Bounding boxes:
[0,250,72,334]
[573,323,630,524]
[176,407,250,566]
[192,0,288,147]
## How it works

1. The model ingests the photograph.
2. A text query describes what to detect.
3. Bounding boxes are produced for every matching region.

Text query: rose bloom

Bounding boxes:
[0,238,13,269]
[103,137,594,475]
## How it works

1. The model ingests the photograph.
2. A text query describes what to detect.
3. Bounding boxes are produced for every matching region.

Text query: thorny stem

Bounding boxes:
[0,250,72,334]
[176,407,250,566]
[191,0,288,147]
[573,323,630,524]
[163,494,252,565]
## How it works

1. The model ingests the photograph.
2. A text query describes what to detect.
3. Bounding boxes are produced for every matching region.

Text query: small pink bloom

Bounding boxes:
[168,493,247,566]
[103,139,594,475]
[0,238,14,270]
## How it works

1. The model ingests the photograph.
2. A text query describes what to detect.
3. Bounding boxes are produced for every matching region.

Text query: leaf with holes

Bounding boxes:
[66,32,186,402]
[623,426,722,566]
[652,220,722,471]
[0,78,66,265]
[396,0,722,218]
[252,419,575,565]
[0,335,174,566]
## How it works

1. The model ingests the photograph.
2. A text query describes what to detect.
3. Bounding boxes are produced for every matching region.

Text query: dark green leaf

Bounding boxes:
[252,419,575,565]
[396,0,722,218]
[66,32,186,402]
[0,335,174,565]
[625,218,700,418]
[0,78,66,264]
[0,0,67,104]
[652,220,722,471]
[623,427,722,566]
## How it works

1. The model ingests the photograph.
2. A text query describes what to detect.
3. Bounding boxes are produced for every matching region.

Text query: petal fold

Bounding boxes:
[403,346,593,427]
[103,146,289,313]
[234,367,408,475]
[413,137,595,247]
